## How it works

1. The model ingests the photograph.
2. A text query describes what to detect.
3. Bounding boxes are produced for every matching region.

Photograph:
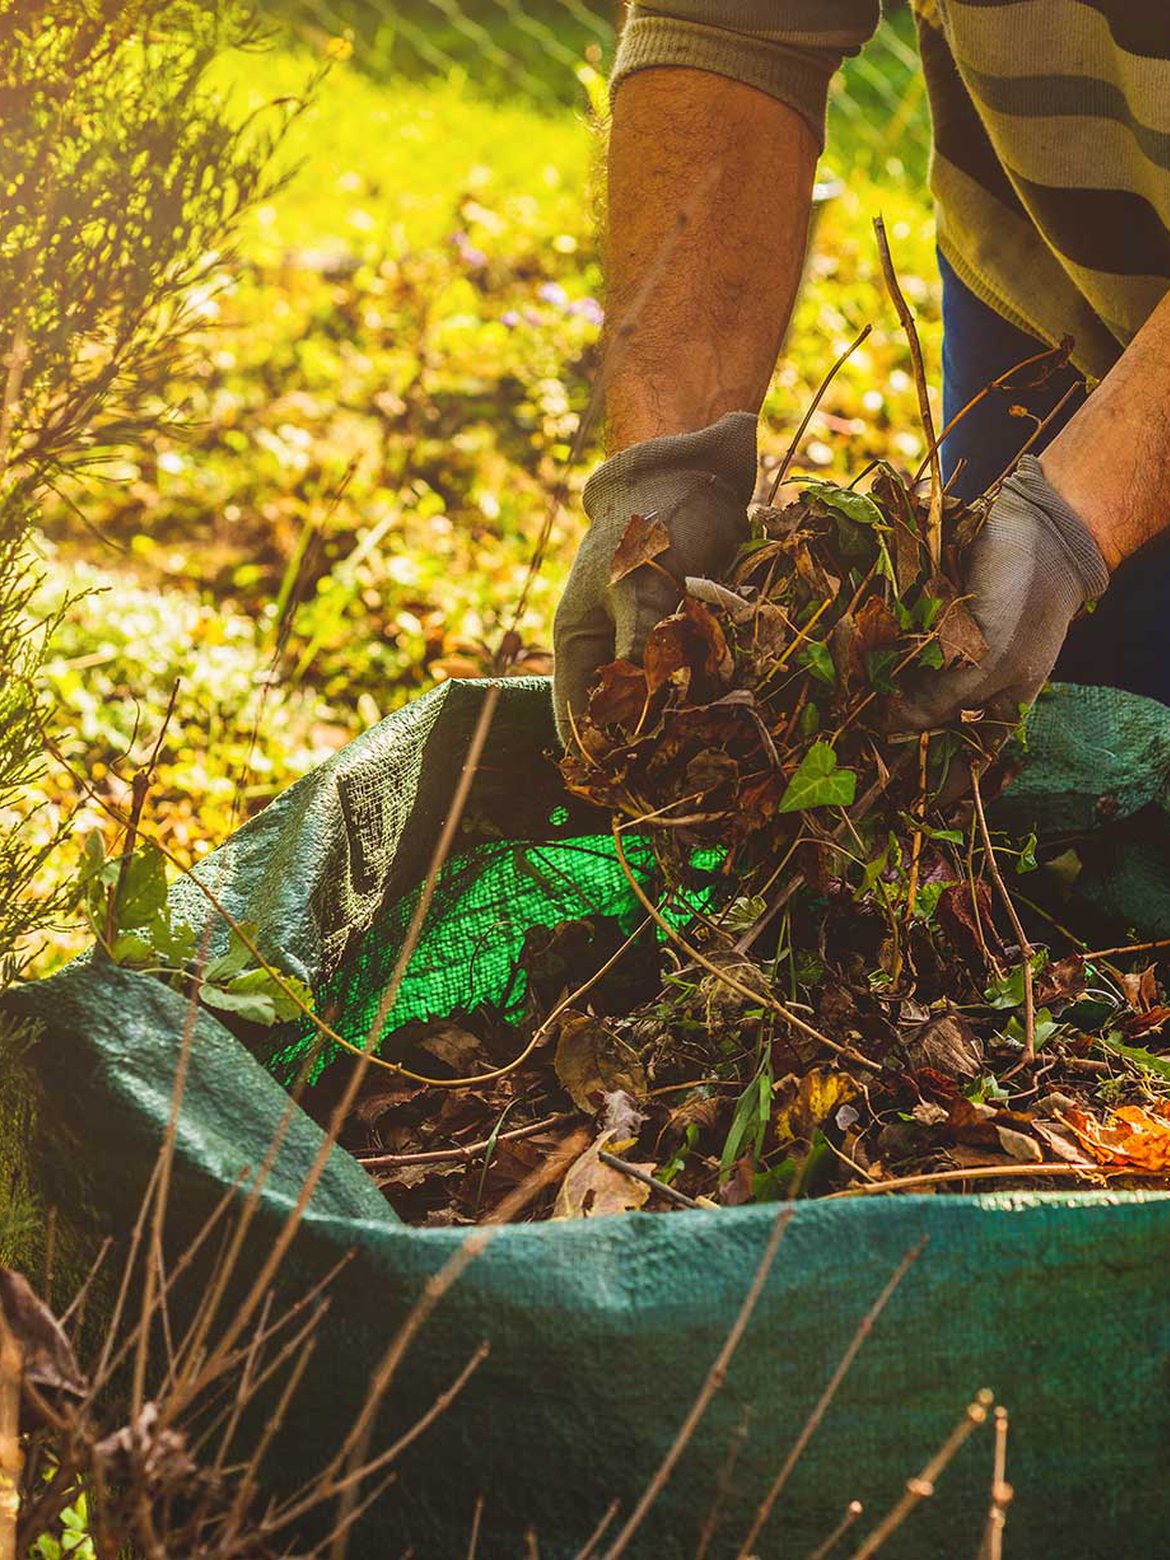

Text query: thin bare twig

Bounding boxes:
[358,1113,572,1170]
[601,1206,795,1560]
[575,1498,620,1560]
[979,1407,1012,1560]
[694,1409,752,1560]
[807,1499,864,1560]
[767,324,873,503]
[851,1390,993,1559]
[971,764,1036,1062]
[872,216,940,562]
[466,1495,485,1560]
[824,1162,1111,1198]
[597,1150,714,1211]
[735,1240,924,1557]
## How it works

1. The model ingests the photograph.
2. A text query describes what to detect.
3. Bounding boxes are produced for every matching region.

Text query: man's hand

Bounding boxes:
[553,411,757,744]
[897,454,1110,734]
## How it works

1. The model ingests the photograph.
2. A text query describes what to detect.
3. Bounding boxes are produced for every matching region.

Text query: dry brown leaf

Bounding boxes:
[553,1011,646,1113]
[552,1132,654,1219]
[588,660,650,728]
[0,1269,86,1398]
[904,1012,984,1079]
[609,512,671,586]
[995,1124,1043,1163]
[415,1024,489,1076]
[1120,965,1160,1014]
[1066,1103,1170,1171]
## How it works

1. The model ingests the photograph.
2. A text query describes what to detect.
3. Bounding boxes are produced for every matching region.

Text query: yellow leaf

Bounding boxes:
[773,1067,857,1147]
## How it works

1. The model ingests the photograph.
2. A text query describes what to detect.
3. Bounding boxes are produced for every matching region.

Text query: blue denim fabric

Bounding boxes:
[939,250,1170,703]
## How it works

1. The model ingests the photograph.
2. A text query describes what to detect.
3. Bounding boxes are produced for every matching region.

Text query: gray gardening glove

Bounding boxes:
[553,411,757,746]
[897,454,1110,735]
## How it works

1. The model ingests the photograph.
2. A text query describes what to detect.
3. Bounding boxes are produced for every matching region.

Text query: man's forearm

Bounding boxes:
[1041,290,1170,572]
[604,67,818,452]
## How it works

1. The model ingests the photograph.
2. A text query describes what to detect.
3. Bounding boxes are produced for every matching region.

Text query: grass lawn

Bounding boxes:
[22,30,940,965]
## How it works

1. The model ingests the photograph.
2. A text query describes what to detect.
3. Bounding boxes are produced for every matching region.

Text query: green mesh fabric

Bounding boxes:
[9,675,1170,1556]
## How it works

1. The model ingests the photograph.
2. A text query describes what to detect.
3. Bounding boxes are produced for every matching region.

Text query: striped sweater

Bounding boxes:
[613,1,1170,380]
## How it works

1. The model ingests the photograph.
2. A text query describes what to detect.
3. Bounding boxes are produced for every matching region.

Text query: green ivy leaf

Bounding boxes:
[778,741,857,813]
[797,640,836,687]
[802,480,886,529]
[202,922,262,984]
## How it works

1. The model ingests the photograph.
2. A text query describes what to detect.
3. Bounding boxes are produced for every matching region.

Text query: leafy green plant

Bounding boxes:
[78,835,312,1025]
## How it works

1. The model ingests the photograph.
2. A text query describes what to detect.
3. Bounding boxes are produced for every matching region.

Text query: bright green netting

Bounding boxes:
[266,829,725,1085]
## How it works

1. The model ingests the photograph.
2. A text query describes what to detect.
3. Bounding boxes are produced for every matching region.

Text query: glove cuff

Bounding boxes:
[582,411,759,524]
[1009,455,1111,603]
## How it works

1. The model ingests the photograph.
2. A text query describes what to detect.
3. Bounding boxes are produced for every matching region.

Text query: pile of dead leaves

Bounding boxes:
[331,470,1170,1223]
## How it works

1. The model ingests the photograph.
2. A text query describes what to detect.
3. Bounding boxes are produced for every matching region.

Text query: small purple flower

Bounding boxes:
[568,296,604,326]
[501,309,521,328]
[537,281,569,309]
[453,230,488,269]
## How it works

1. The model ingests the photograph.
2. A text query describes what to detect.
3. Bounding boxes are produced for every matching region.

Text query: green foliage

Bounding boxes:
[777,740,857,813]
[32,1492,95,1560]
[78,834,312,1025]
[0,3,296,975]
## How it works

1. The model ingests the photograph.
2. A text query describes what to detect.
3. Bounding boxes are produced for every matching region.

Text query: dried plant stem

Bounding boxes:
[694,1411,751,1560]
[271,1137,585,1542]
[979,1407,1012,1560]
[0,1306,21,1560]
[807,1499,864,1560]
[466,1495,485,1560]
[734,1241,924,1558]
[852,1390,993,1559]
[970,764,1036,1062]
[575,1498,621,1560]
[611,821,874,1071]
[826,1161,1110,1198]
[872,216,940,563]
[601,1206,794,1560]
[1082,935,1170,961]
[358,1114,572,1170]
[767,323,873,503]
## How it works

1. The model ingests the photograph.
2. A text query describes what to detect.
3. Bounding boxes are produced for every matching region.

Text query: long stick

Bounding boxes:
[601,1206,795,1559]
[872,215,940,564]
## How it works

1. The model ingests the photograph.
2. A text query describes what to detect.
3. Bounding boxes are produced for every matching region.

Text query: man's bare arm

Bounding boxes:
[1041,290,1170,571]
[604,67,819,452]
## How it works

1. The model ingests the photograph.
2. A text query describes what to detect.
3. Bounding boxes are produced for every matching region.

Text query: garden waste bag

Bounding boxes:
[7,676,1170,1557]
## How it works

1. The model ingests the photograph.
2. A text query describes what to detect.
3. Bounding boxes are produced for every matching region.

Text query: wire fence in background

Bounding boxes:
[269,0,931,178]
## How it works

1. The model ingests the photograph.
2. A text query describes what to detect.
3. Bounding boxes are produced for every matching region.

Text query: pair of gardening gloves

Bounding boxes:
[553,412,1110,748]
